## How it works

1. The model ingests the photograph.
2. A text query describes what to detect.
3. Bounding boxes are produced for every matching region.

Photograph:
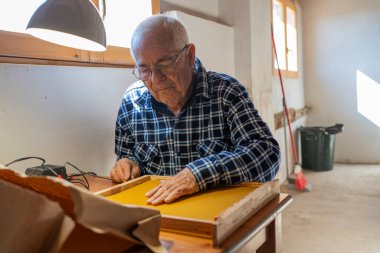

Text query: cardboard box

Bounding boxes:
[0,168,166,253]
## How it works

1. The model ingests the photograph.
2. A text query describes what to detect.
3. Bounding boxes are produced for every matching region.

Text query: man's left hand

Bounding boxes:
[146,168,199,205]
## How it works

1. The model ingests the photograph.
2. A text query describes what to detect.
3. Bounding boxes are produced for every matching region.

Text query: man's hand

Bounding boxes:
[110,158,140,183]
[146,168,200,205]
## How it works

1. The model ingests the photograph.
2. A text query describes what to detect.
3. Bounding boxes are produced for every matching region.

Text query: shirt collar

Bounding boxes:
[193,58,211,99]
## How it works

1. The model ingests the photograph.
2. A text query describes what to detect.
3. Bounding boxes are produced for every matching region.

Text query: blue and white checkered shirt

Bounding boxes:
[115,59,280,191]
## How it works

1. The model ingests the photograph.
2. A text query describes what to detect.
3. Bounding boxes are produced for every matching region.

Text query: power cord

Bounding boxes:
[65,162,89,189]
[5,157,45,167]
[4,157,63,179]
[4,157,112,190]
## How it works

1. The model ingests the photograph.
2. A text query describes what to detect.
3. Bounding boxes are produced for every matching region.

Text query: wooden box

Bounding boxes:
[96,175,279,245]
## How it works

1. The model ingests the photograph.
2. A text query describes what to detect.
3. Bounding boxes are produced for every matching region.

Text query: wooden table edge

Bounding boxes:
[221,193,293,252]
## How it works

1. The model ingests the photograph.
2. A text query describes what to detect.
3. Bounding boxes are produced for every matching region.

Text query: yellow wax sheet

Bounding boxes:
[106,179,258,221]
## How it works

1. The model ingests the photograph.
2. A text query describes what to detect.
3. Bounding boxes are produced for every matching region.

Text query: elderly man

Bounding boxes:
[110,14,280,205]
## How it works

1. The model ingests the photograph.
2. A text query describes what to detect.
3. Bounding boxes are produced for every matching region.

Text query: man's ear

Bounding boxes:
[187,43,196,66]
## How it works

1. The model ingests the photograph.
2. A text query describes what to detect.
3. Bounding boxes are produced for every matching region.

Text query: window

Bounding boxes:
[272,0,298,78]
[0,0,160,68]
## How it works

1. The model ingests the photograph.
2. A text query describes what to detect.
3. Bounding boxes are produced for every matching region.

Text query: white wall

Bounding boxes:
[161,0,219,20]
[302,0,380,163]
[165,10,235,77]
[218,0,275,127]
[0,64,133,175]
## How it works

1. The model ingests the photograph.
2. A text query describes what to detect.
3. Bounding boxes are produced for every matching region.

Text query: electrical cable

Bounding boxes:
[70,179,89,189]
[64,162,89,189]
[84,172,112,181]
[4,156,112,190]
[69,171,112,181]
[5,157,45,167]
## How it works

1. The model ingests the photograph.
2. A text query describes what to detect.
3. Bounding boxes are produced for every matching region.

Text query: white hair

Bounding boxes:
[130,14,189,60]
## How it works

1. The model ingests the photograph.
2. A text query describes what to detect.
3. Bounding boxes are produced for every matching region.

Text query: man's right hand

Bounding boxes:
[110,158,141,183]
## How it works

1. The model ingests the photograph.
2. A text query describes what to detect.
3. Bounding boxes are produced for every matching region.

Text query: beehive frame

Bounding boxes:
[95,175,279,245]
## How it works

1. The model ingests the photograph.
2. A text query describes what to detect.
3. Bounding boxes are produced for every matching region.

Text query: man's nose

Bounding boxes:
[150,68,166,82]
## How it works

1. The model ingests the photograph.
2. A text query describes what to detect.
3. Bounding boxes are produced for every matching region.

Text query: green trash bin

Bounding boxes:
[299,124,343,171]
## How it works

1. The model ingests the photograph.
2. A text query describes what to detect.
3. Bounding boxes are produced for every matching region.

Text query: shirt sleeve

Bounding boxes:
[187,84,281,191]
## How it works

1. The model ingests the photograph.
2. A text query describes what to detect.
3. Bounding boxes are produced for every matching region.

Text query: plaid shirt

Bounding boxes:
[115,59,280,191]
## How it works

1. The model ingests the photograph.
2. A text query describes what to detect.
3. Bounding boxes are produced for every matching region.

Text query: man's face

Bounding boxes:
[133,42,194,112]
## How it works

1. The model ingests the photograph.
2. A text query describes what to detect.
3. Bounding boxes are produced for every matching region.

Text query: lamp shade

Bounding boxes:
[26,0,107,51]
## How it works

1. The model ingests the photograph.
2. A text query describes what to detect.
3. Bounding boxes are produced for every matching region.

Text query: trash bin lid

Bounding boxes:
[299,123,344,135]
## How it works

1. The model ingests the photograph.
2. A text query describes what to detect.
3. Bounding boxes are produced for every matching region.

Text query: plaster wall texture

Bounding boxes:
[302,0,380,163]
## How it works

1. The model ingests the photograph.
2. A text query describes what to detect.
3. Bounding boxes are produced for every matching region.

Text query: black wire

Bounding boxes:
[84,172,112,181]
[68,172,112,181]
[4,157,110,189]
[65,162,89,189]
[5,157,45,167]
[70,179,89,189]
[65,162,86,174]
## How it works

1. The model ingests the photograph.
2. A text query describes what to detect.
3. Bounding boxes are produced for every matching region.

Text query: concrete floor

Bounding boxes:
[281,163,380,253]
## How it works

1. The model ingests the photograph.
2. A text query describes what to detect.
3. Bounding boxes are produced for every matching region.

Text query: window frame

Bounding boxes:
[0,0,160,68]
[272,0,299,78]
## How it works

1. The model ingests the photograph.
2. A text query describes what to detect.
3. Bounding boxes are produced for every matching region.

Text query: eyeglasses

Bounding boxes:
[133,44,190,81]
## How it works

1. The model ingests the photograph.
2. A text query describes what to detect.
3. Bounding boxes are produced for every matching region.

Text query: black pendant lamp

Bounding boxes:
[26,0,107,51]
